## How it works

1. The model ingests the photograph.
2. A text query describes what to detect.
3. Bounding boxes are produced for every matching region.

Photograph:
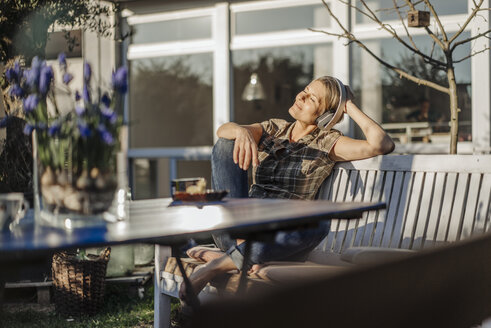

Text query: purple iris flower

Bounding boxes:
[75,105,86,116]
[23,124,35,136]
[8,61,23,83]
[58,53,67,69]
[111,67,128,94]
[39,65,54,96]
[63,73,73,85]
[25,57,41,90]
[101,93,111,108]
[9,84,24,98]
[36,122,47,131]
[48,122,61,136]
[78,121,91,138]
[75,90,81,101]
[97,124,114,145]
[101,106,117,124]
[5,67,17,83]
[82,84,91,103]
[0,116,9,128]
[84,61,92,83]
[23,94,39,113]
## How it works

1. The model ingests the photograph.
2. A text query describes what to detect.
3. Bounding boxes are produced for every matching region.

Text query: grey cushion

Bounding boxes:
[341,247,416,265]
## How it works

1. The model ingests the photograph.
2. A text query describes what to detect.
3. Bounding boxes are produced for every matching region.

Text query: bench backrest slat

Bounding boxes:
[314,155,491,255]
[411,172,436,250]
[460,173,482,239]
[473,174,491,234]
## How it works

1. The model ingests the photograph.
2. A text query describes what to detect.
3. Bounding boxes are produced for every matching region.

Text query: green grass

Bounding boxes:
[0,283,182,328]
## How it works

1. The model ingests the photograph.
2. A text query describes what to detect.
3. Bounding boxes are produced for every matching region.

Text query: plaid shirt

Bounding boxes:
[249,119,342,200]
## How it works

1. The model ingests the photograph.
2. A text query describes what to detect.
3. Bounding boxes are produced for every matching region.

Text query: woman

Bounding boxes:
[180,76,394,302]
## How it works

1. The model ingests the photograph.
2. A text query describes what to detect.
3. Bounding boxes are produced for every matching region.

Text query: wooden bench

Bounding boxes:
[154,154,491,328]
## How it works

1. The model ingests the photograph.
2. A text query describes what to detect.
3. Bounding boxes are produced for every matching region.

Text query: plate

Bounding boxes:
[172,190,228,202]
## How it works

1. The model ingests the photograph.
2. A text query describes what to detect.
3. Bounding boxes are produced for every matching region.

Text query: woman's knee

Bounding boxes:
[212,138,235,161]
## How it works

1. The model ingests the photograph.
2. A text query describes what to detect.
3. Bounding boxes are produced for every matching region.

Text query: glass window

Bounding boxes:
[234,5,330,35]
[132,159,158,200]
[232,44,332,125]
[176,160,212,190]
[129,53,214,148]
[355,0,468,24]
[132,158,211,199]
[132,16,212,44]
[352,33,471,143]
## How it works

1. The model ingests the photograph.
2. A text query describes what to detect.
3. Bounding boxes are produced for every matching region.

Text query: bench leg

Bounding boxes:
[154,245,172,328]
[36,286,50,306]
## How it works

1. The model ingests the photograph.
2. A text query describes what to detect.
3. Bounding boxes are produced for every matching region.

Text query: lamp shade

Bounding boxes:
[241,73,266,101]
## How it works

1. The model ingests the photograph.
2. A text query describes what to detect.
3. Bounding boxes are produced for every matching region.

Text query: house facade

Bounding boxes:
[114,0,490,199]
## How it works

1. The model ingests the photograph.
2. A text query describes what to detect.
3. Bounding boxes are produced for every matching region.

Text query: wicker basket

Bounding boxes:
[52,247,111,316]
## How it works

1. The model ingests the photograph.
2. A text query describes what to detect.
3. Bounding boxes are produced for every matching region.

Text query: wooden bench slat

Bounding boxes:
[333,169,359,253]
[352,170,377,247]
[380,171,404,248]
[371,171,393,247]
[388,172,413,249]
[401,171,425,249]
[320,169,343,252]
[447,173,469,242]
[412,172,436,250]
[422,172,447,248]
[473,174,491,234]
[325,169,350,252]
[435,173,458,244]
[342,170,368,252]
[334,155,491,173]
[460,173,482,240]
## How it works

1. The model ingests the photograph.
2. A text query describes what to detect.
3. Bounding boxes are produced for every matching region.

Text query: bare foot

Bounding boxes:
[179,254,238,303]
[186,246,224,263]
[248,263,264,275]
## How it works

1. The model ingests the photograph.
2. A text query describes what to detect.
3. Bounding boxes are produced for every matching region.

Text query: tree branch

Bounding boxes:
[449,0,485,44]
[451,28,491,51]
[422,0,448,43]
[309,27,450,95]
[330,0,447,68]
[394,0,419,51]
[401,0,447,51]
[454,46,491,63]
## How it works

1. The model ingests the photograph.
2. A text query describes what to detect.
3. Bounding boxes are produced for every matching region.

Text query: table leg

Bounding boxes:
[173,246,200,311]
[237,239,251,295]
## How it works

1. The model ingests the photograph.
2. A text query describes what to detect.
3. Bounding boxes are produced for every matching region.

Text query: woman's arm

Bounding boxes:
[330,100,395,162]
[217,122,263,170]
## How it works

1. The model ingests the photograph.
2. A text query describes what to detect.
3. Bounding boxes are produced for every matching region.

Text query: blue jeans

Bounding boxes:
[211,138,330,271]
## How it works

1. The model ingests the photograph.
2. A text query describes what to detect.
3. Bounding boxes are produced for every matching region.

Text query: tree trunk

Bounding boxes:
[447,64,459,154]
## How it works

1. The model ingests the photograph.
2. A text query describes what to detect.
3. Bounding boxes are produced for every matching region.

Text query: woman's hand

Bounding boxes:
[216,122,263,170]
[344,85,355,113]
[233,127,259,170]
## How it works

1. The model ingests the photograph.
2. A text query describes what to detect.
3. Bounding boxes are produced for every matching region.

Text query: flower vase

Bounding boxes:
[33,130,118,229]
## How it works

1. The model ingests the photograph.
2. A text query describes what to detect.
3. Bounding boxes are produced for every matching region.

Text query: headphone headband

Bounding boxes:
[315,78,346,130]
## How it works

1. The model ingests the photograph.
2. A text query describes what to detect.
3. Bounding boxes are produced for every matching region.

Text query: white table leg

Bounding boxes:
[154,245,171,328]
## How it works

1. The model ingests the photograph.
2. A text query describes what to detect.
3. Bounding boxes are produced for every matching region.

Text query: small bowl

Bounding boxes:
[172,190,228,202]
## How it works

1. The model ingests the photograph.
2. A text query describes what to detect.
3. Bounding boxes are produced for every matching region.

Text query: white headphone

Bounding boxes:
[315,78,346,131]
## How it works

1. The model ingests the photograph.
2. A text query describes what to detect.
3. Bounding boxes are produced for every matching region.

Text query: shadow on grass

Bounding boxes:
[0,282,176,328]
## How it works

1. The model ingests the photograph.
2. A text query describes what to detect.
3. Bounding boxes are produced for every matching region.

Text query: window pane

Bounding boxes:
[232,44,332,125]
[176,160,212,190]
[235,5,330,35]
[132,16,212,44]
[355,0,468,24]
[352,33,471,144]
[133,159,158,200]
[129,53,214,147]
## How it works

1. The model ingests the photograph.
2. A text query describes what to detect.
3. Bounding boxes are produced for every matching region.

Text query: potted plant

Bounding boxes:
[5,54,127,228]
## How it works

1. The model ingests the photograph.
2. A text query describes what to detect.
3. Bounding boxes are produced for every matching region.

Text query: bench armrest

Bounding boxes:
[341,247,416,265]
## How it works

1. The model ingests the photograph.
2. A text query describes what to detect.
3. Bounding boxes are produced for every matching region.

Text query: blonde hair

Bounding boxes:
[315,75,344,124]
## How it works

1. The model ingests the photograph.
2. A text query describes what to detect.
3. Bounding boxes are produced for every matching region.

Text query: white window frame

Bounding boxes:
[350,1,485,154]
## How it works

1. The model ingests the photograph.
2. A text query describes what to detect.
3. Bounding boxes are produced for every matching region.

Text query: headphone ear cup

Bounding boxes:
[316,111,335,130]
